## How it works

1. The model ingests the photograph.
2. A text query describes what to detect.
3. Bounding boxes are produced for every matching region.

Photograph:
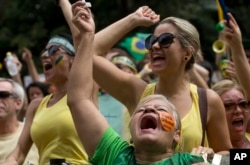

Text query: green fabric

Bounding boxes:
[119,33,150,62]
[115,149,205,165]
[89,127,205,165]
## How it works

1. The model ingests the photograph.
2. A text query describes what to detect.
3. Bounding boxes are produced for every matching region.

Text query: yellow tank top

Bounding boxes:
[140,83,208,152]
[30,94,88,165]
[246,132,250,141]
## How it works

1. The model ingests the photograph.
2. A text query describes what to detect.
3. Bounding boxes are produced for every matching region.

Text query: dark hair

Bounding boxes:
[26,81,50,102]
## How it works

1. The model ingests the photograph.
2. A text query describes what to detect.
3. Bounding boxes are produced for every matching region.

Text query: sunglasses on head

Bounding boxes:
[145,33,175,50]
[41,45,73,57]
[0,91,17,99]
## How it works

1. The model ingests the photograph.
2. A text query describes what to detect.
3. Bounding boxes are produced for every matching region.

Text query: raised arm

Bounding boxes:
[58,0,81,51]
[93,6,160,112]
[67,1,107,157]
[22,47,40,82]
[94,6,160,56]
[222,13,250,100]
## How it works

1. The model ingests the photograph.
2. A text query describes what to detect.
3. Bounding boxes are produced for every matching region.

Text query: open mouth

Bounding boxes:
[232,119,244,127]
[152,55,165,63]
[43,63,53,71]
[140,116,157,130]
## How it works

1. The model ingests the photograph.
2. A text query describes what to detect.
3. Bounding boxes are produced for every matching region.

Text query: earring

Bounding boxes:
[184,57,188,61]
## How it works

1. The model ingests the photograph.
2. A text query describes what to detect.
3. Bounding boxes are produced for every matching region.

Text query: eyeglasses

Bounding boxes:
[41,45,73,57]
[223,100,250,113]
[145,33,175,50]
[0,91,17,99]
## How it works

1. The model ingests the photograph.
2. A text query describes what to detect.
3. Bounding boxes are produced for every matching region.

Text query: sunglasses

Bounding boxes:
[0,91,17,99]
[41,45,73,57]
[224,100,250,113]
[145,33,175,50]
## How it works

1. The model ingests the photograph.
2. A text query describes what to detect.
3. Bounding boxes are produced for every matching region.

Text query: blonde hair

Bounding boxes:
[212,79,246,97]
[159,17,202,71]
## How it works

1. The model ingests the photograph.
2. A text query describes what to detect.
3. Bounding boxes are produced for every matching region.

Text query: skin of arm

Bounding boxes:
[206,89,232,153]
[22,47,40,82]
[58,0,81,51]
[93,6,160,57]
[4,98,42,164]
[222,13,250,100]
[186,64,209,89]
[59,1,159,113]
[92,6,160,112]
[68,1,108,157]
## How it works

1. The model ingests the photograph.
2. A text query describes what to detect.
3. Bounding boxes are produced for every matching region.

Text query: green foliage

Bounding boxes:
[0,0,249,77]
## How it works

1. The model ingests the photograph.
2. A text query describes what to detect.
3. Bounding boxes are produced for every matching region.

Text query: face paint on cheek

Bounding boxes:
[158,111,175,131]
[55,55,64,66]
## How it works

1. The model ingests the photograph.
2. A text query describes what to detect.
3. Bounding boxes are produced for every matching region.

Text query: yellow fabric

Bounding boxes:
[30,94,88,165]
[139,83,208,152]
[122,108,131,142]
[245,132,250,141]
[0,122,39,165]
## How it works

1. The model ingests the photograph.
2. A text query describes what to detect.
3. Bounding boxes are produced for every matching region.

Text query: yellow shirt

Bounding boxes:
[140,83,208,152]
[30,94,88,165]
[246,132,250,141]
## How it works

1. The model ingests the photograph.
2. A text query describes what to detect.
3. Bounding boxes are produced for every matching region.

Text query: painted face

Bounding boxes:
[130,98,179,149]
[40,44,73,84]
[221,88,250,139]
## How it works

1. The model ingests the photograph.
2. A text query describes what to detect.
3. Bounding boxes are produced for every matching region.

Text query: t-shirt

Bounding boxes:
[90,127,205,165]
[0,122,39,165]
[98,93,125,136]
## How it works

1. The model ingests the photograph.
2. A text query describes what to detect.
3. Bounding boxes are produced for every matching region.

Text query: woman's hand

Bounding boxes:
[72,1,95,34]
[132,6,160,27]
[191,146,215,161]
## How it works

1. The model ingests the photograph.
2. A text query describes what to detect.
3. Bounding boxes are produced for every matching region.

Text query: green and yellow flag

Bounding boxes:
[119,33,150,62]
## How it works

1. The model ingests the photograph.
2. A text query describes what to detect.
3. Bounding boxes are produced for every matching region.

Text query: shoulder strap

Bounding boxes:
[197,87,207,146]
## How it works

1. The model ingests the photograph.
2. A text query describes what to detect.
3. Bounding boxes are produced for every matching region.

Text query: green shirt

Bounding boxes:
[89,127,204,165]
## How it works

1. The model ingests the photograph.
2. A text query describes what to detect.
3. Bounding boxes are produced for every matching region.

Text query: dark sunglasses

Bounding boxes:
[224,100,250,113]
[41,45,73,57]
[0,91,17,99]
[145,33,175,50]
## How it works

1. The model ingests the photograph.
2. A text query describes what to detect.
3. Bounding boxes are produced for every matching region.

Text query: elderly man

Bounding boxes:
[0,78,39,165]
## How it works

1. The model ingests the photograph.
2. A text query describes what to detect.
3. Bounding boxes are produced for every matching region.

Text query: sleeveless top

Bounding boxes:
[30,94,88,165]
[140,83,208,152]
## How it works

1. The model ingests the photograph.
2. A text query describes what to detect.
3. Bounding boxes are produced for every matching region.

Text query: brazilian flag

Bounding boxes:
[119,33,150,62]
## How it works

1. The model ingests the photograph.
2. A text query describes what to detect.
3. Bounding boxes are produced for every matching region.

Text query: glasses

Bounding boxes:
[224,100,250,113]
[41,45,73,57]
[0,91,17,99]
[145,33,175,50]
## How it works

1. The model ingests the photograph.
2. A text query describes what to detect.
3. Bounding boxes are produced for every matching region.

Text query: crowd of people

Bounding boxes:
[0,0,250,165]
